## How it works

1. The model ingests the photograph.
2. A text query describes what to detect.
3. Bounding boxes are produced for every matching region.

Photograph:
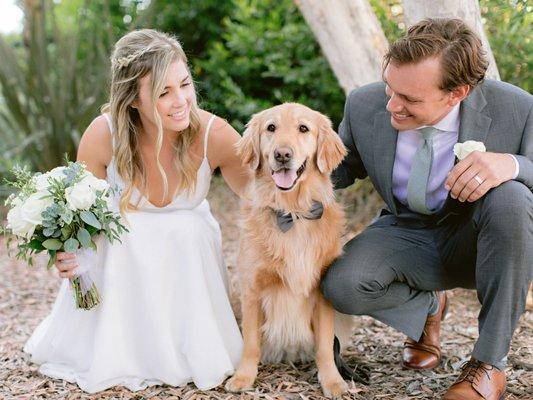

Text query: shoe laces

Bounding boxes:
[459,359,494,383]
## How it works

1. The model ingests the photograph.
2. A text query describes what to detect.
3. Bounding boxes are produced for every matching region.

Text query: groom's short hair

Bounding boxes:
[383,18,489,91]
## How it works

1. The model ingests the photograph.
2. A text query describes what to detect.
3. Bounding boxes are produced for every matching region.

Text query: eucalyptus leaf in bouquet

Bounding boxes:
[2,161,128,310]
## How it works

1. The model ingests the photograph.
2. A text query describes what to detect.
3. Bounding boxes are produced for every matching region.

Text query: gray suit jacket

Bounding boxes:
[333,80,533,217]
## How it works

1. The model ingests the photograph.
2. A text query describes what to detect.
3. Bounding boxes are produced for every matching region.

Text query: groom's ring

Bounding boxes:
[473,175,484,185]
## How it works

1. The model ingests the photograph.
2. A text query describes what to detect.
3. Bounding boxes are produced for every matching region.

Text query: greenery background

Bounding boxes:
[0,0,531,198]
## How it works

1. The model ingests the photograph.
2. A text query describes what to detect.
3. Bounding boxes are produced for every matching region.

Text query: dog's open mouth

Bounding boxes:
[271,160,307,190]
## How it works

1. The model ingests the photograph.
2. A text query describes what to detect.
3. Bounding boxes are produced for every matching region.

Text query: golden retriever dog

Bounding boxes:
[225,103,349,398]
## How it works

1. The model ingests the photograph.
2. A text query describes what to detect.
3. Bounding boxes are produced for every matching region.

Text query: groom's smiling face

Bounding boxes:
[383,56,468,131]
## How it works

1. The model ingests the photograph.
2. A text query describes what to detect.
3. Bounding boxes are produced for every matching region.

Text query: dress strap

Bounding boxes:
[102,113,116,150]
[203,115,216,159]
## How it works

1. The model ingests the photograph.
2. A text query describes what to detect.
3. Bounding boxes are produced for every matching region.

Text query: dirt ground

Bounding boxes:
[1,177,531,399]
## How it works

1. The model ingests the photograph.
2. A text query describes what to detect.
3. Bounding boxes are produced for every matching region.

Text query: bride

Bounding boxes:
[24,29,248,393]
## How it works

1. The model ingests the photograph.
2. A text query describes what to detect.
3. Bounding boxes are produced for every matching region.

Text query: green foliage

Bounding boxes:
[42,238,62,250]
[369,0,404,42]
[480,0,532,91]
[197,0,345,132]
[3,165,35,200]
[76,227,91,247]
[137,0,234,61]
[0,2,108,173]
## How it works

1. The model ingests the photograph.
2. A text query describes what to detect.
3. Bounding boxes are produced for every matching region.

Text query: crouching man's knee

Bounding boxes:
[476,180,533,233]
[321,264,386,316]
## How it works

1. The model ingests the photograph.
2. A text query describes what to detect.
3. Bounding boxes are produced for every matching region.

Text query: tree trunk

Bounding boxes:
[294,0,389,94]
[403,0,500,80]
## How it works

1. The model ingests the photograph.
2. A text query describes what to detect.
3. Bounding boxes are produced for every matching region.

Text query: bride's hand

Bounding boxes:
[55,252,78,279]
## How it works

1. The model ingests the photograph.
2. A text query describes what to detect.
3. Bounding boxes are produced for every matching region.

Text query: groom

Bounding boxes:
[323,18,532,399]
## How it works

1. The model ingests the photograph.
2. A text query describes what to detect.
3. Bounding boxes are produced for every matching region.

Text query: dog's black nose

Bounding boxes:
[274,147,293,164]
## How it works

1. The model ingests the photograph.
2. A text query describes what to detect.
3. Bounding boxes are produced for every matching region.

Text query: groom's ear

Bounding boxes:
[448,84,470,106]
[236,113,263,170]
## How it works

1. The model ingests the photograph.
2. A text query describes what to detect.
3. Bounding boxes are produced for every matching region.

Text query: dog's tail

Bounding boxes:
[334,312,357,350]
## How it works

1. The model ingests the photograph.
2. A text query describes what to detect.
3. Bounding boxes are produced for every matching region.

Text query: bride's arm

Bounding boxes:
[55,115,113,279]
[76,115,113,178]
[207,117,251,198]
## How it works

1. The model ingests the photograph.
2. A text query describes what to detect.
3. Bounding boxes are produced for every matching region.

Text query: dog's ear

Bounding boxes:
[236,113,262,170]
[316,113,347,174]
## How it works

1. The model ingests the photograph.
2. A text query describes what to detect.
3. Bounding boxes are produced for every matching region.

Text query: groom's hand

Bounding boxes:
[55,252,78,279]
[445,151,516,202]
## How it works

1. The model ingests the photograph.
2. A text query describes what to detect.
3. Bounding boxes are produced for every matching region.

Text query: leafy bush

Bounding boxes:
[0,2,114,174]
[197,0,345,132]
[480,0,532,91]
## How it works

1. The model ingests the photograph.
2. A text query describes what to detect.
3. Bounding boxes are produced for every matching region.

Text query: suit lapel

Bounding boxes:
[440,85,492,215]
[373,111,398,214]
[458,85,492,143]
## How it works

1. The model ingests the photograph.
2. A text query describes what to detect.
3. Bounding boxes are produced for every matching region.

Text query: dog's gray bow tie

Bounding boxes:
[274,201,324,233]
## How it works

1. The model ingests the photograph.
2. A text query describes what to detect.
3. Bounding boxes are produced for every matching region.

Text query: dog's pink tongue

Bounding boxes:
[272,169,297,188]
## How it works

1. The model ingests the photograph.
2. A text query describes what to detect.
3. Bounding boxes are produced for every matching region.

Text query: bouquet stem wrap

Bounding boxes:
[70,248,100,310]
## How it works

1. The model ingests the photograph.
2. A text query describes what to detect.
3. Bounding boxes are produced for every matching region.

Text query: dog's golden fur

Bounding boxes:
[225,103,349,398]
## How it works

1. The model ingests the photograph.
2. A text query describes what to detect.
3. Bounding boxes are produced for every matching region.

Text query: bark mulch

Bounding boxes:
[1,177,531,399]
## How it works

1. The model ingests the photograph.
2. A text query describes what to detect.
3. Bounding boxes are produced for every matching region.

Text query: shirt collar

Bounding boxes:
[430,103,460,133]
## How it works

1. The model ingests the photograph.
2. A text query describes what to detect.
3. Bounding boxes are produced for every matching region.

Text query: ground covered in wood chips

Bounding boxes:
[1,177,531,399]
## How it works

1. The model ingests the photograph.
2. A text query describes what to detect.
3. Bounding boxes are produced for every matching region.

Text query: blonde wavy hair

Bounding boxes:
[102,29,202,214]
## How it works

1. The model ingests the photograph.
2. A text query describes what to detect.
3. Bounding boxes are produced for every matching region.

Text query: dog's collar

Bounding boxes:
[271,201,324,233]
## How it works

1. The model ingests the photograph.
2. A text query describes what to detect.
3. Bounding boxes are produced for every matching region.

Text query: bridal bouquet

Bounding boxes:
[2,161,128,310]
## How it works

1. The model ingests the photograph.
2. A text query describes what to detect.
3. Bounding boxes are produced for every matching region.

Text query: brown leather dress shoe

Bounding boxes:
[443,358,506,400]
[402,291,448,369]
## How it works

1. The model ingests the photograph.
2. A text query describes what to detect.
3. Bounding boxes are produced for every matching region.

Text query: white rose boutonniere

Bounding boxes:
[453,140,486,160]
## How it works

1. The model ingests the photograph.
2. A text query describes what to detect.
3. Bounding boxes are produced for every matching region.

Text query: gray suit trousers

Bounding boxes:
[322,181,533,366]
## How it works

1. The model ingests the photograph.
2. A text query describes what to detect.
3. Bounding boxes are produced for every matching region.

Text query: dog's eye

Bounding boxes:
[299,124,309,133]
[267,124,276,132]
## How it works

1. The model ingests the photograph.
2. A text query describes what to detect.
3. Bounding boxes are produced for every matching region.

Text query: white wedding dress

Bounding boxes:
[24,114,243,393]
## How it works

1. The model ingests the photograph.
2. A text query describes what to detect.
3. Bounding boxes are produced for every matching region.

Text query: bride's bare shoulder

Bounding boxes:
[196,109,241,170]
[77,115,114,175]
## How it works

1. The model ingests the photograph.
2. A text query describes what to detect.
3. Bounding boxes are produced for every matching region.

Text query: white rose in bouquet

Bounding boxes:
[453,140,486,160]
[65,182,97,211]
[34,166,67,191]
[20,191,53,225]
[7,205,36,239]
[34,174,51,191]
[49,166,67,176]
[80,174,109,193]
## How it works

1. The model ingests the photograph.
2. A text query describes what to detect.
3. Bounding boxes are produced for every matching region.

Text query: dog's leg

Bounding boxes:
[225,289,263,392]
[312,293,349,399]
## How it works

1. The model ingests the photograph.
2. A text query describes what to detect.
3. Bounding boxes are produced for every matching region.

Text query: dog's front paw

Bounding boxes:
[321,377,349,399]
[225,373,256,393]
